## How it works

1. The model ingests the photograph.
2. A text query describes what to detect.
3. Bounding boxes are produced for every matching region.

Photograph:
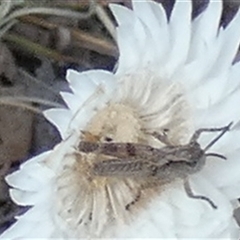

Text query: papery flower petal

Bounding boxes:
[60,92,80,114]
[43,108,72,139]
[132,0,169,64]
[193,89,240,129]
[164,0,192,77]
[211,8,240,76]
[9,186,52,206]
[188,0,222,62]
[6,151,53,192]
[66,69,98,99]
[110,4,150,74]
[227,61,240,95]
[81,70,116,101]
[1,207,55,239]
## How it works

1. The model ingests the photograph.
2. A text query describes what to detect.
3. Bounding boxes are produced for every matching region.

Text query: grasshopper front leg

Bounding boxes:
[183,179,217,209]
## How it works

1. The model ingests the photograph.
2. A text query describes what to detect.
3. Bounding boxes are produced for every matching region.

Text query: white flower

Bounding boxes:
[1,0,240,239]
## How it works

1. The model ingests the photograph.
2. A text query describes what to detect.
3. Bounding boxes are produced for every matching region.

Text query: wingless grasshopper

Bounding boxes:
[79,122,233,210]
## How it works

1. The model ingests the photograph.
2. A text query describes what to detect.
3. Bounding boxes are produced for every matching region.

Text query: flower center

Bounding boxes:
[85,103,142,143]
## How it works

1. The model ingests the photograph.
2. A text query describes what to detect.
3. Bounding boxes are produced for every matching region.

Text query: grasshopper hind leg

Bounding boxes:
[183,179,217,209]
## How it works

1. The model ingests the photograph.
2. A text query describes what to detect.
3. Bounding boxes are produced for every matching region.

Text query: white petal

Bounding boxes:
[187,73,228,109]
[6,162,53,192]
[193,88,240,128]
[60,91,81,114]
[0,217,34,239]
[221,183,240,200]
[17,203,50,221]
[110,4,153,74]
[10,185,51,206]
[13,204,54,238]
[6,151,53,191]
[0,208,55,239]
[66,69,98,99]
[210,8,240,76]
[164,0,191,77]
[175,0,224,86]
[212,129,240,154]
[227,61,240,95]
[109,3,133,26]
[83,70,116,95]
[6,170,43,192]
[176,39,221,88]
[188,0,222,62]
[203,150,240,191]
[132,0,169,63]
[43,108,72,139]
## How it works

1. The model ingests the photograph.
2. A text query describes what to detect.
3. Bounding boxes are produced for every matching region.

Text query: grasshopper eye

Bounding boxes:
[104,137,113,142]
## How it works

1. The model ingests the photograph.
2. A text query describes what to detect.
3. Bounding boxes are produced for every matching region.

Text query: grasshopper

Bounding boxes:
[79,122,233,209]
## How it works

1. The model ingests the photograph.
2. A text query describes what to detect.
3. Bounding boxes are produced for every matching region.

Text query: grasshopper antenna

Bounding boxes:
[204,121,233,152]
